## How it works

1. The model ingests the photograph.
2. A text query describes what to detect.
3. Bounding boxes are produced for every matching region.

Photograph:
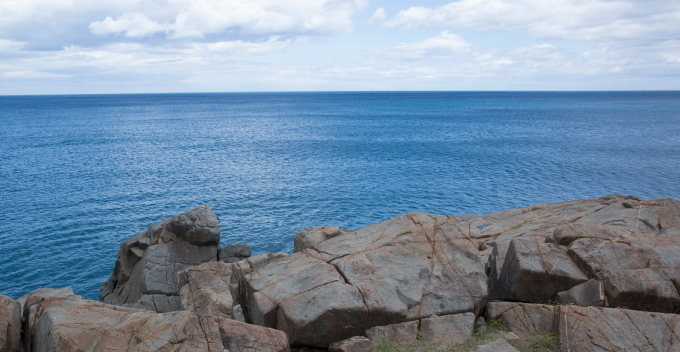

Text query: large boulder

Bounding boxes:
[243,212,487,347]
[22,287,288,352]
[0,295,21,352]
[559,305,680,352]
[100,205,220,312]
[365,321,418,344]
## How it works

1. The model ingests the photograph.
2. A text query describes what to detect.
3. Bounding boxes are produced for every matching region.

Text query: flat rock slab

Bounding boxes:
[365,320,418,344]
[487,302,558,334]
[328,336,374,352]
[100,205,220,313]
[560,305,680,352]
[0,295,21,352]
[478,338,519,352]
[420,313,475,346]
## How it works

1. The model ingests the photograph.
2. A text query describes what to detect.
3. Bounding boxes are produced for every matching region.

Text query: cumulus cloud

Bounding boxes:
[380,31,472,60]
[382,0,680,44]
[368,7,387,23]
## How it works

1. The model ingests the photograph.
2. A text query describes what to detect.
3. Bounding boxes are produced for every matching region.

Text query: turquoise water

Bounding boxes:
[1,92,679,300]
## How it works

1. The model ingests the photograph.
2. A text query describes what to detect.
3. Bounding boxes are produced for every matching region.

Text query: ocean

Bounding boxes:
[1,91,679,300]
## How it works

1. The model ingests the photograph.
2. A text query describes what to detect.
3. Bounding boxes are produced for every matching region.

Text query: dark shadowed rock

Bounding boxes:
[218,243,252,263]
[0,295,21,352]
[178,261,234,318]
[420,313,475,346]
[556,279,605,307]
[100,205,220,313]
[495,237,588,303]
[559,305,680,352]
[365,320,418,344]
[328,336,374,352]
[486,302,558,334]
[277,281,367,347]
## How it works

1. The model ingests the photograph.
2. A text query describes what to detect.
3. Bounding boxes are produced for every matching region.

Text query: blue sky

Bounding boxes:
[1,0,679,94]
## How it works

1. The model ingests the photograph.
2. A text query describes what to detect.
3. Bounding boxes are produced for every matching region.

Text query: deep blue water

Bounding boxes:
[1,92,679,300]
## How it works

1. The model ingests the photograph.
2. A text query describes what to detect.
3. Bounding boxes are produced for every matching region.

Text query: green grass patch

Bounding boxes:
[368,320,560,352]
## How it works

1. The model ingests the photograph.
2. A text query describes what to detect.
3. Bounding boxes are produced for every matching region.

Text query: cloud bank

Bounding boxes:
[0,0,678,93]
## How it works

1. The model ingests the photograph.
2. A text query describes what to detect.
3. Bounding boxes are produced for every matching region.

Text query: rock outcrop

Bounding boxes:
[482,196,680,313]
[5,195,680,351]
[100,205,220,313]
[0,295,21,352]
[21,287,288,352]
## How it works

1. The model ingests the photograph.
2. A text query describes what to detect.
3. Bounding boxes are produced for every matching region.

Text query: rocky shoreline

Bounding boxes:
[2,194,680,351]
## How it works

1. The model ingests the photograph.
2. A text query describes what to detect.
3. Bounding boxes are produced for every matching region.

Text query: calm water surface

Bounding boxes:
[1,92,679,300]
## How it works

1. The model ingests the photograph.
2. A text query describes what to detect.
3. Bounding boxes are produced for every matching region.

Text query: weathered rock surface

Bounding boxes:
[178,261,234,318]
[22,287,78,352]
[328,336,373,352]
[420,313,475,346]
[559,305,680,352]
[486,302,558,334]
[0,295,21,352]
[483,196,680,313]
[218,243,252,263]
[478,338,520,352]
[293,226,347,253]
[365,321,418,344]
[100,205,220,313]
[21,287,288,352]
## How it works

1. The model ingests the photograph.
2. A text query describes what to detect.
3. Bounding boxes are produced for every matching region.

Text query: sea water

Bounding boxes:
[1,91,679,300]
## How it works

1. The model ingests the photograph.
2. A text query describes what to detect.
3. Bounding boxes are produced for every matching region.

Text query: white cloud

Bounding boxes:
[380,31,472,60]
[89,13,166,38]
[368,7,387,23]
[382,0,680,44]
[85,0,367,40]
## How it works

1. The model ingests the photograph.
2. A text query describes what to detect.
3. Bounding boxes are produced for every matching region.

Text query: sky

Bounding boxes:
[0,0,679,94]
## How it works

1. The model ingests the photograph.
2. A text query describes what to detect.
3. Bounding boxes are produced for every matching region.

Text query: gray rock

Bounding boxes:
[100,205,220,313]
[559,305,680,352]
[556,279,605,307]
[328,336,374,352]
[233,304,246,323]
[0,295,21,352]
[474,316,487,333]
[478,338,519,352]
[486,302,558,334]
[218,243,252,263]
[365,320,418,344]
[420,313,475,346]
[495,238,588,303]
